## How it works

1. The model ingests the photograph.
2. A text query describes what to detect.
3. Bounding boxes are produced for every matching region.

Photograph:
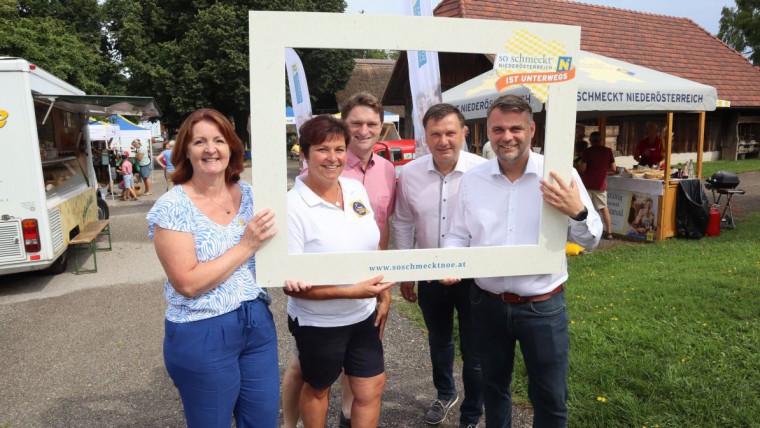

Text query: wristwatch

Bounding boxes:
[570,207,588,222]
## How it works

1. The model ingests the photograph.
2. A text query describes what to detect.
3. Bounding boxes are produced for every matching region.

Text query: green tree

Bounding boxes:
[719,0,760,65]
[103,0,354,140]
[358,50,400,61]
[17,0,102,45]
[0,0,124,93]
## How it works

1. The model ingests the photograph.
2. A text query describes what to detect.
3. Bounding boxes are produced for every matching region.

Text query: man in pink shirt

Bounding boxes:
[340,92,397,250]
[283,92,396,428]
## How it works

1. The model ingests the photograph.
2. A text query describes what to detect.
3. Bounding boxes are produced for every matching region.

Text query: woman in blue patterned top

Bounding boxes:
[147,109,278,428]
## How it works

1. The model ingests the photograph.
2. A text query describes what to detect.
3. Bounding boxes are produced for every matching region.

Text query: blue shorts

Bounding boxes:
[139,162,152,178]
[120,174,134,189]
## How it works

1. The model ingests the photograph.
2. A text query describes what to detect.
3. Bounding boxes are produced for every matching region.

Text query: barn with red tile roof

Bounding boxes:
[382,0,760,161]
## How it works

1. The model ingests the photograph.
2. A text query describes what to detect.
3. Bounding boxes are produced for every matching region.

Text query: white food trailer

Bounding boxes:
[0,57,160,275]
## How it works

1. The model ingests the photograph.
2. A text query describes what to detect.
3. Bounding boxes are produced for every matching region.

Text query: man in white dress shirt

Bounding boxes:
[444,94,602,427]
[394,104,485,427]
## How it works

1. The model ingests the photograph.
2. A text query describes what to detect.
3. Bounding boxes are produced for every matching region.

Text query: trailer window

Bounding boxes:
[390,147,403,163]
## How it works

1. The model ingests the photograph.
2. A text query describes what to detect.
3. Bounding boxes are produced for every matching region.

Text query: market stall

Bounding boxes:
[442,50,720,241]
[107,115,151,154]
[87,117,122,197]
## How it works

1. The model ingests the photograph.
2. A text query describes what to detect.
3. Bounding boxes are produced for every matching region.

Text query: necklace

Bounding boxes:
[333,182,343,207]
[304,177,342,208]
[194,188,232,214]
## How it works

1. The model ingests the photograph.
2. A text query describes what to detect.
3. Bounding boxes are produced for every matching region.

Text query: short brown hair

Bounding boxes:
[170,109,244,185]
[298,115,350,158]
[422,103,465,129]
[486,94,533,123]
[589,131,602,145]
[340,92,384,123]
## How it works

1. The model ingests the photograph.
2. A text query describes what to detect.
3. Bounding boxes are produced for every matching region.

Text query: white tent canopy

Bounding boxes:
[443,50,718,119]
[88,118,120,141]
[383,111,400,124]
[88,115,151,158]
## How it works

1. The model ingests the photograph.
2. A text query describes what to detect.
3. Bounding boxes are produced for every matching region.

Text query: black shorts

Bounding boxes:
[288,312,385,389]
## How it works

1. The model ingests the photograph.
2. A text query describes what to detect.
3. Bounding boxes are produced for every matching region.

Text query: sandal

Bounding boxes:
[605,233,613,240]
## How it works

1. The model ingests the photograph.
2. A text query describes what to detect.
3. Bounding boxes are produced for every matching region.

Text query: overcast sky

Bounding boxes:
[344,0,736,35]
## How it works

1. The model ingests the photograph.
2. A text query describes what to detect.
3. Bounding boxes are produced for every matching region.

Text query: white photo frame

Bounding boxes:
[249,11,580,286]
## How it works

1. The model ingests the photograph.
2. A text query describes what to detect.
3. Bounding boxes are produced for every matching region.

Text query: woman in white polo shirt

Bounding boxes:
[284,115,394,428]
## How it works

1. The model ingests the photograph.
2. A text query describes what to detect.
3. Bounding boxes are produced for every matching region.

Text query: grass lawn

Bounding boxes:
[395,212,760,427]
[700,158,760,178]
[565,212,760,427]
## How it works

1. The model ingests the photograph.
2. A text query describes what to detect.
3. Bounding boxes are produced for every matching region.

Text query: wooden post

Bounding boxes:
[664,113,673,186]
[598,116,607,144]
[697,111,706,179]
[657,113,674,241]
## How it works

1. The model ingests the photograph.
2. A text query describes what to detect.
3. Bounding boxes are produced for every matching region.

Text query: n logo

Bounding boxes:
[557,56,572,72]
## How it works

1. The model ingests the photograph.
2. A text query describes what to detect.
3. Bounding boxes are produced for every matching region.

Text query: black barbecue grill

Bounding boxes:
[704,171,744,228]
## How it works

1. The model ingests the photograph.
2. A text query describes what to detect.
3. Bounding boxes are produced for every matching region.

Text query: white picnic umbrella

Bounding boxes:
[443,50,717,119]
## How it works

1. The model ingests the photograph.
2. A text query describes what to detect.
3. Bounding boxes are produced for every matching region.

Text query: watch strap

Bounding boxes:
[571,207,588,222]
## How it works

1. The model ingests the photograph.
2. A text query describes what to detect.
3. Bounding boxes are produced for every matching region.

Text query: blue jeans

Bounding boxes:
[164,299,279,428]
[418,279,484,425]
[469,286,569,428]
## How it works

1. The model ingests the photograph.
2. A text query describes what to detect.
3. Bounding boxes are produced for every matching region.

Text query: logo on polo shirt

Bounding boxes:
[352,201,368,217]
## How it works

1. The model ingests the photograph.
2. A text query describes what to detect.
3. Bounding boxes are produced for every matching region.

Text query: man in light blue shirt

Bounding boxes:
[394,103,485,428]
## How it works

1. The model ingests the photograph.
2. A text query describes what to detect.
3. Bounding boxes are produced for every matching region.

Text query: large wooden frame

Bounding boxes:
[249,11,580,286]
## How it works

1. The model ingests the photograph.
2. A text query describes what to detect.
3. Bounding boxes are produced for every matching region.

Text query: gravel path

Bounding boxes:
[2,167,757,427]
[0,167,532,427]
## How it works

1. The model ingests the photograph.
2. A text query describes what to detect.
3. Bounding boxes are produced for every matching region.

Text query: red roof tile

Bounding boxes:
[434,0,760,107]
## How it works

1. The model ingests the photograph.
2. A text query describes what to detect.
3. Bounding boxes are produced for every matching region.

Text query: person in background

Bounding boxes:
[394,103,485,428]
[462,125,471,153]
[118,151,138,201]
[634,122,664,167]
[154,140,175,191]
[282,92,396,428]
[133,139,154,195]
[481,141,496,160]
[290,141,301,160]
[444,94,602,427]
[146,108,279,427]
[573,139,588,173]
[579,131,617,239]
[284,115,394,428]
[107,141,119,195]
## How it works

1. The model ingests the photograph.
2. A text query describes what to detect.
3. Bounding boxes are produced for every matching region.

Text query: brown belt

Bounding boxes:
[479,284,564,304]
